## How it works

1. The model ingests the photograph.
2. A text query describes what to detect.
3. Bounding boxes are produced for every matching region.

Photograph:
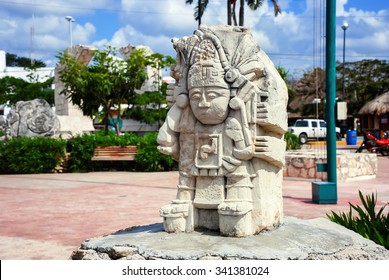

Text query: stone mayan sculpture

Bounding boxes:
[157,25,288,237]
[6,98,60,137]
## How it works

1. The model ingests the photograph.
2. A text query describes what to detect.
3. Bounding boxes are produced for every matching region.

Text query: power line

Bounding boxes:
[1,0,389,18]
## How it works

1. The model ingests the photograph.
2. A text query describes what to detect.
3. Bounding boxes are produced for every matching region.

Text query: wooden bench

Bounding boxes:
[92,146,137,161]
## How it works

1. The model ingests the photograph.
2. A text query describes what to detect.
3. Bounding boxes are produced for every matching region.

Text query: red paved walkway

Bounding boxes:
[0,153,388,259]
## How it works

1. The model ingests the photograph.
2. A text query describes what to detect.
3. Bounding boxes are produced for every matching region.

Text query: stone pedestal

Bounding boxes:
[70,217,389,260]
[312,181,337,204]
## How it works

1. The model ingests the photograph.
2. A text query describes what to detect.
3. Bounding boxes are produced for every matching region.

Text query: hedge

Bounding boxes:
[0,130,299,174]
[0,131,177,174]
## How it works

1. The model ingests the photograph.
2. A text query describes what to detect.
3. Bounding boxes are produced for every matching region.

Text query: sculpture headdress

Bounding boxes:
[172,26,265,104]
[188,39,228,90]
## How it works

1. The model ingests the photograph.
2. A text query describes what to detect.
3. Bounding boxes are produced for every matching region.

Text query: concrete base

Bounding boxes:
[312,181,337,204]
[71,217,389,260]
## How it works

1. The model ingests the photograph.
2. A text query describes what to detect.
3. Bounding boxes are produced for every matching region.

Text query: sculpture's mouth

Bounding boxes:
[199,111,210,116]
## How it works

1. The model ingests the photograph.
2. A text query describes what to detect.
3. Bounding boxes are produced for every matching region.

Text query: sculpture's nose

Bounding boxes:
[198,93,210,108]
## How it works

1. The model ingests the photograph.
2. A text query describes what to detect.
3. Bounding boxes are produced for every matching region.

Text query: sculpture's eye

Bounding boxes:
[191,93,201,101]
[207,92,217,100]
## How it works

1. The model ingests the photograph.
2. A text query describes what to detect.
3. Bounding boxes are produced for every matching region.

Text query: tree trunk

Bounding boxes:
[115,105,121,136]
[239,0,244,26]
[227,0,232,25]
[232,1,237,26]
[198,0,201,27]
[103,111,109,136]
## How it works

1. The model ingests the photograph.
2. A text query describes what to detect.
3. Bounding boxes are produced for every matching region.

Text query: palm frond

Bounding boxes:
[271,0,282,16]
[246,0,263,10]
[194,0,209,21]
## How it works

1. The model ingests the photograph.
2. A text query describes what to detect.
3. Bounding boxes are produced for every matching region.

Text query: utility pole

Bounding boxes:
[341,22,348,101]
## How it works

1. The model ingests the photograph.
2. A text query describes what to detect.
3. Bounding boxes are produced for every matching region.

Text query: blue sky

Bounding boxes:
[0,0,388,77]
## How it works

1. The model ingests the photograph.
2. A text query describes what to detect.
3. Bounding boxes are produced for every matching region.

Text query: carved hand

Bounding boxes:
[256,103,269,124]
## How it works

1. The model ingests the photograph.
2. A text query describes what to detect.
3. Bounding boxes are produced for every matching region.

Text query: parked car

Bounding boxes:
[288,119,342,144]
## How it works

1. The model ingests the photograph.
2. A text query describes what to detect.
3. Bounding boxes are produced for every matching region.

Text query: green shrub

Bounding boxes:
[284,131,300,150]
[66,130,137,172]
[93,130,139,147]
[0,137,66,174]
[67,131,176,172]
[327,191,389,249]
[66,133,97,172]
[134,132,177,172]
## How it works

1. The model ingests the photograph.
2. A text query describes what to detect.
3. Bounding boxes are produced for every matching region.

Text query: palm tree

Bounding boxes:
[228,0,238,26]
[186,0,281,27]
[185,0,209,27]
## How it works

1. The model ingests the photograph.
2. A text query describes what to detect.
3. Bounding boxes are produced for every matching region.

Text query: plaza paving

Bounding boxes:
[0,149,388,260]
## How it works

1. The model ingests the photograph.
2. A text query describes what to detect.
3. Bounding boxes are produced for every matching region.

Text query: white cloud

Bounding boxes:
[337,3,389,63]
[336,0,349,16]
[0,0,104,65]
[120,0,197,35]
[252,30,274,52]
[73,22,97,44]
[110,25,137,46]
[96,24,175,57]
[0,0,388,71]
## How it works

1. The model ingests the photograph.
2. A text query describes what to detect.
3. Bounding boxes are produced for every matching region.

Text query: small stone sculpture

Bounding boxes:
[6,98,60,137]
[157,25,288,237]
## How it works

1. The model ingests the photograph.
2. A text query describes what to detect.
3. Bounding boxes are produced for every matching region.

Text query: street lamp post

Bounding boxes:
[65,16,75,48]
[341,21,348,101]
[339,21,349,136]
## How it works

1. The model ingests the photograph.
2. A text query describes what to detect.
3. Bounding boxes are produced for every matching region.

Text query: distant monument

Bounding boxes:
[6,98,60,137]
[54,45,95,135]
[120,45,159,93]
[157,25,288,237]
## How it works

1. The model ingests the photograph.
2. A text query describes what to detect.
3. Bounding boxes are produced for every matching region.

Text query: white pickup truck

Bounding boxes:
[288,119,342,144]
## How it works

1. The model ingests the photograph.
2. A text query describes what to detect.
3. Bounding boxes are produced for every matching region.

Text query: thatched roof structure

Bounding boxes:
[358,92,389,115]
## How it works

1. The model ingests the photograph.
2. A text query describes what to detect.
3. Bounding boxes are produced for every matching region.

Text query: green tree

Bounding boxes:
[288,59,389,120]
[6,53,46,68]
[125,53,175,128]
[0,76,54,106]
[337,59,389,116]
[57,47,150,135]
[289,67,326,118]
[57,47,175,135]
[277,67,297,115]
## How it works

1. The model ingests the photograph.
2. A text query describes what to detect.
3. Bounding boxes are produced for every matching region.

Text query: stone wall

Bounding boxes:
[284,151,377,182]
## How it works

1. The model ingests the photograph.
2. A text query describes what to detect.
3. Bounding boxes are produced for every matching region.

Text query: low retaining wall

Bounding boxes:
[284,151,377,182]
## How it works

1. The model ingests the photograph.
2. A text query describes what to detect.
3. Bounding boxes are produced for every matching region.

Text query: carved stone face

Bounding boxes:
[189,84,230,125]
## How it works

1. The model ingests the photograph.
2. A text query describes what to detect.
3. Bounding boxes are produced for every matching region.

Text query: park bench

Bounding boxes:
[92,146,137,161]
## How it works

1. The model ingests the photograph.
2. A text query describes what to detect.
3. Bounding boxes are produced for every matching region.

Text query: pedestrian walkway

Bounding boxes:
[0,154,388,260]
